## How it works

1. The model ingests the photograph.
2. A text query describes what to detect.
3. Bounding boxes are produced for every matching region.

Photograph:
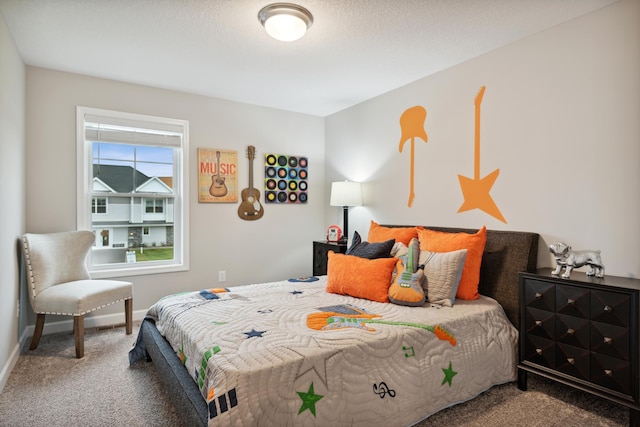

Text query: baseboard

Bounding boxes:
[0,341,21,394]
[22,309,148,337]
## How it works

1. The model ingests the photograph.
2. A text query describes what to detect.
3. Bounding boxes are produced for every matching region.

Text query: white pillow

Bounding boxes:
[419,249,467,307]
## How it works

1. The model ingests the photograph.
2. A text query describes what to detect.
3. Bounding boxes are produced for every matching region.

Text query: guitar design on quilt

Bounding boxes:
[237,145,264,220]
[209,150,228,197]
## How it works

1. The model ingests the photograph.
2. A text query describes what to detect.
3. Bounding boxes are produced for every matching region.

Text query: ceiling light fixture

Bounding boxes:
[258,3,313,42]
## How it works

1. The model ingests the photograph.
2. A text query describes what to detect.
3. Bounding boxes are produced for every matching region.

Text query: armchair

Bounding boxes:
[21,231,133,358]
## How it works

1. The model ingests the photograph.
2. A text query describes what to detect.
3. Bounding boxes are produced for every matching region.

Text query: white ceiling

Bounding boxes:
[0,0,619,117]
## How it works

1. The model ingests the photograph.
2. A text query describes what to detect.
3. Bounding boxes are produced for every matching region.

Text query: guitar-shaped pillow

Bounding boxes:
[237,145,264,220]
[209,150,228,197]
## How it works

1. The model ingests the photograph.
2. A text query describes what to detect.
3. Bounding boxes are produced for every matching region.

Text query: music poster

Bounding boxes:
[197,148,238,203]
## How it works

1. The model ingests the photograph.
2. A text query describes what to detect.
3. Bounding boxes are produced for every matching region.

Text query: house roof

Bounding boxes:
[93,164,151,193]
[0,0,619,116]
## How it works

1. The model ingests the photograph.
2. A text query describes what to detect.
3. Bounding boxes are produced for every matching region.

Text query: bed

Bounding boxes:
[129,226,539,426]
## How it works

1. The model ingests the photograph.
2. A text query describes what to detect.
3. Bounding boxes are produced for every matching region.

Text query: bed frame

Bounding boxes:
[139,226,539,426]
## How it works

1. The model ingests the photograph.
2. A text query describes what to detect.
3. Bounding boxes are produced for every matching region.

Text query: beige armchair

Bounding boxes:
[21,231,133,358]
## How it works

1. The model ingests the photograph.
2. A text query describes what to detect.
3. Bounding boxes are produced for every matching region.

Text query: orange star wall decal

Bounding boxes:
[457,86,506,223]
[399,106,428,207]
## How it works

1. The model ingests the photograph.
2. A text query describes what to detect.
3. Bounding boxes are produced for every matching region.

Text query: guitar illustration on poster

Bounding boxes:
[457,86,506,223]
[238,145,264,220]
[209,151,228,197]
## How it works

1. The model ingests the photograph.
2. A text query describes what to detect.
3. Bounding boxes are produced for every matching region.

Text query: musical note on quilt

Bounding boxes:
[402,345,415,358]
[373,382,396,398]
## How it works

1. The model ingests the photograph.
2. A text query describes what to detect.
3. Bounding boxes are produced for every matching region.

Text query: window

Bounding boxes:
[92,197,107,214]
[77,107,189,277]
[145,199,164,213]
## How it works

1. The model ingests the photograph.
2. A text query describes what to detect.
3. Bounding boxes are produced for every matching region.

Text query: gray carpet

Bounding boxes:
[0,323,629,426]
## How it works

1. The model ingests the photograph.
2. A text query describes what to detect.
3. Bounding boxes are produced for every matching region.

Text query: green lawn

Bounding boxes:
[131,247,174,262]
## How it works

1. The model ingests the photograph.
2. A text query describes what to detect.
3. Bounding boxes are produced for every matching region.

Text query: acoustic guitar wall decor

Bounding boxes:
[238,145,264,220]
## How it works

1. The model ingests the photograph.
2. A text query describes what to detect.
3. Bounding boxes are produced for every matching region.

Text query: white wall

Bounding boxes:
[0,12,26,392]
[24,68,326,323]
[325,0,640,278]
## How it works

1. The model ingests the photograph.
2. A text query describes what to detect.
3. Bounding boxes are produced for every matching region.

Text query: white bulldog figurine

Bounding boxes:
[549,242,605,278]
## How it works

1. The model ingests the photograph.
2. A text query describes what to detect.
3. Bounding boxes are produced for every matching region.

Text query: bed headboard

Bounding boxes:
[382,226,539,326]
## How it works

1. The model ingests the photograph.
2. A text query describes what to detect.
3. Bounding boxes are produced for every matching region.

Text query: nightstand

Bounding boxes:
[312,241,347,276]
[518,268,640,426]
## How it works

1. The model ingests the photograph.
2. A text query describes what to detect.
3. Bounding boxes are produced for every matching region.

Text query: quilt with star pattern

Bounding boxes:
[137,276,517,426]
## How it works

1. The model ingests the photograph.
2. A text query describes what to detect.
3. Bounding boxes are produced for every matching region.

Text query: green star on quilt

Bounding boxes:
[441,361,457,386]
[297,382,323,416]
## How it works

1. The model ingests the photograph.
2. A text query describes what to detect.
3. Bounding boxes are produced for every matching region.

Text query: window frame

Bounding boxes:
[76,106,189,278]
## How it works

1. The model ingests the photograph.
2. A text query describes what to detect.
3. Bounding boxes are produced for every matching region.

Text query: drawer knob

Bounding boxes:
[567,328,575,335]
[536,348,543,355]
[567,358,575,365]
[604,305,613,312]
[604,337,613,345]
[605,369,613,377]
[535,320,543,327]
[535,292,543,299]
[567,298,575,306]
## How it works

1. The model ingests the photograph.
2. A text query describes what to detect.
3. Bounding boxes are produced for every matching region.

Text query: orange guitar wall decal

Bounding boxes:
[238,146,264,221]
[457,86,506,223]
[399,106,429,207]
[209,151,228,197]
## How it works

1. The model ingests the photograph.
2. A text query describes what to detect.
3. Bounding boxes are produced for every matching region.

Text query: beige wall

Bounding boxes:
[0,12,26,392]
[325,0,640,278]
[24,68,326,323]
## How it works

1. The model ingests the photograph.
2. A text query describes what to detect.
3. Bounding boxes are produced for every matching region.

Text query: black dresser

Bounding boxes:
[518,268,640,425]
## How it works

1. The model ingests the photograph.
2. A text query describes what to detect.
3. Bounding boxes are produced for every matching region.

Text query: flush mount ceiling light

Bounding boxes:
[258,3,313,42]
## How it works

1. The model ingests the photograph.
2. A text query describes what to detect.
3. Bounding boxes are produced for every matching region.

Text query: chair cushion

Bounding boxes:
[33,279,133,316]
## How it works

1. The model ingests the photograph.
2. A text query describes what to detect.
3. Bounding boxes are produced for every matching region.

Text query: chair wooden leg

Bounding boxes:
[30,314,46,350]
[125,298,133,335]
[74,316,84,358]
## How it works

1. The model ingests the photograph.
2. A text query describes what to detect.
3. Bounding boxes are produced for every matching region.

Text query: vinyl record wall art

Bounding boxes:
[264,153,308,204]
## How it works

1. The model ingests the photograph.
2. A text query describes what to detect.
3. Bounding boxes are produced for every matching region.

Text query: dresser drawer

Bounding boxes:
[523,279,555,311]
[591,289,631,328]
[556,284,590,319]
[556,313,589,349]
[523,334,555,368]
[591,321,630,360]
[556,342,590,380]
[591,352,631,395]
[524,306,555,340]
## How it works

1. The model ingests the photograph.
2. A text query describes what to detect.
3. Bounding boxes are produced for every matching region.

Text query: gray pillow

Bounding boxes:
[346,231,395,259]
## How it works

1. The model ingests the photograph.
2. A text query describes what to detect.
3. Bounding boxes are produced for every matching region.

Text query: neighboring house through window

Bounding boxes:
[77,106,189,277]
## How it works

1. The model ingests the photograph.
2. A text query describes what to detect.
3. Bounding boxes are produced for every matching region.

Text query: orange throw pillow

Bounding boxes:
[367,221,422,246]
[326,252,397,303]
[417,226,486,300]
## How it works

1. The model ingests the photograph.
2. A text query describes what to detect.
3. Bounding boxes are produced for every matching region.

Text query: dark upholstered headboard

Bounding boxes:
[382,226,539,326]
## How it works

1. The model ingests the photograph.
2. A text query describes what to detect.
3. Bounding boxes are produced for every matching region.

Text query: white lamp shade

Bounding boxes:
[330,181,362,207]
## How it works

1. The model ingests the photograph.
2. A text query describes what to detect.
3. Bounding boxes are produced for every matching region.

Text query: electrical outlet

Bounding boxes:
[218,271,226,282]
